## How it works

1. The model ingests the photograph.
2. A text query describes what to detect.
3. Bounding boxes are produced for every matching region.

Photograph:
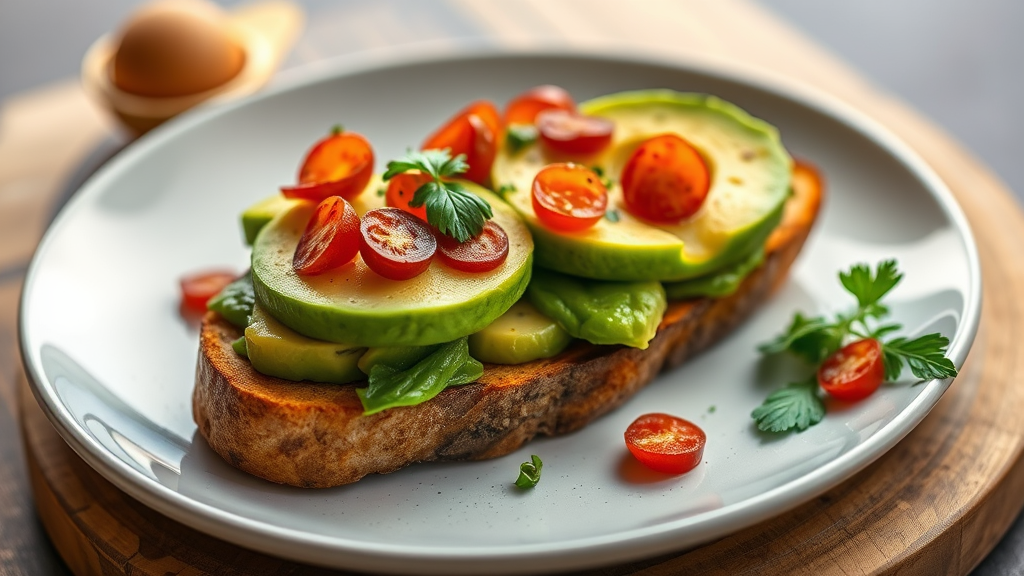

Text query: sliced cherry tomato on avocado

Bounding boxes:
[359,208,437,280]
[536,110,613,155]
[625,413,706,475]
[422,101,501,185]
[385,171,431,221]
[818,338,885,402]
[292,196,361,275]
[436,220,509,273]
[531,162,608,232]
[504,85,576,125]
[621,134,710,223]
[281,130,374,202]
[180,270,236,313]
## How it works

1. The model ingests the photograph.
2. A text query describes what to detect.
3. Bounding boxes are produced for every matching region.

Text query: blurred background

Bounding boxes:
[1,0,1022,573]
[2,0,1022,199]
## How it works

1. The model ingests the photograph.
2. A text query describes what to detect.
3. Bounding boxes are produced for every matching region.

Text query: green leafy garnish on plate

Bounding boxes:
[515,455,543,489]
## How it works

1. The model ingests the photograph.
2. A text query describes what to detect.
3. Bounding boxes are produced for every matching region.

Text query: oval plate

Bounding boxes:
[20,47,980,574]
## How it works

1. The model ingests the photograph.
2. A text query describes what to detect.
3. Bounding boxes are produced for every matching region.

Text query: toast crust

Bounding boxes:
[193,164,823,487]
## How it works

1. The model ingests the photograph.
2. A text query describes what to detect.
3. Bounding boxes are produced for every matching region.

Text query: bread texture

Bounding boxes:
[193,164,823,488]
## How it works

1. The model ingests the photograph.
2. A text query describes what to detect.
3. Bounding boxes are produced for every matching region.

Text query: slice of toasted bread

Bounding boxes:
[193,163,823,488]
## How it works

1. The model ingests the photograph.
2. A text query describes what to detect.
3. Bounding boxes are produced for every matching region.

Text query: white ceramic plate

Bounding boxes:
[21,47,980,574]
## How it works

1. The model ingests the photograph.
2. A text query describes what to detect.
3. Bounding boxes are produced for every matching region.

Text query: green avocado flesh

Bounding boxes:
[244,305,366,384]
[357,345,439,375]
[526,268,667,349]
[492,90,791,281]
[663,245,765,300]
[469,300,573,364]
[242,195,298,245]
[251,183,534,347]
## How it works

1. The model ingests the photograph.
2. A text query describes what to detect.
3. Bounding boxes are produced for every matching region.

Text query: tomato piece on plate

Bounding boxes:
[281,130,374,202]
[536,110,613,155]
[625,413,706,475]
[504,85,576,125]
[531,162,608,232]
[621,134,710,223]
[293,196,361,275]
[359,208,437,280]
[385,171,431,221]
[180,270,236,313]
[818,338,885,402]
[436,220,509,273]
[422,101,501,185]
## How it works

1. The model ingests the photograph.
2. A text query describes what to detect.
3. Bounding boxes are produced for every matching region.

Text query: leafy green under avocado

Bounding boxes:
[207,272,255,328]
[526,268,667,349]
[357,337,482,415]
[663,247,765,300]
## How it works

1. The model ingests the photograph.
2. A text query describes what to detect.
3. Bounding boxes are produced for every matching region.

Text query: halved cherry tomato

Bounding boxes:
[422,101,501,185]
[359,208,437,280]
[618,134,708,224]
[292,196,361,275]
[621,134,710,223]
[536,110,613,155]
[625,413,706,475]
[436,220,509,273]
[180,270,236,313]
[504,85,576,125]
[385,171,431,221]
[281,130,374,202]
[531,163,607,232]
[818,338,885,402]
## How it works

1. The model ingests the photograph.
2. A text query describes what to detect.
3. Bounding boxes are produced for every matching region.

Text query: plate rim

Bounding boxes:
[19,41,982,574]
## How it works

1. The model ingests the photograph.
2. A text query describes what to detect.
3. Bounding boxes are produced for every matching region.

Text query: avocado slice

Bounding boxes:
[492,90,791,281]
[526,268,667,350]
[241,195,298,245]
[251,182,534,347]
[469,300,572,364]
[357,345,440,375]
[244,305,366,384]
[663,245,765,300]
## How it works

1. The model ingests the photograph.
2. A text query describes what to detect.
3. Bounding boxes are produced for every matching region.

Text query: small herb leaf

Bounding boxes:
[515,455,543,488]
[839,260,902,309]
[882,333,958,381]
[758,312,841,365]
[751,379,825,433]
[506,125,538,154]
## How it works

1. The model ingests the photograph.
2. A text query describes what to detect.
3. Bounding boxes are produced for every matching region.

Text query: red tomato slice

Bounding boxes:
[281,131,374,202]
[422,101,501,185]
[359,208,437,280]
[536,110,613,155]
[180,270,236,313]
[621,134,710,223]
[385,171,431,221]
[818,338,885,402]
[504,85,576,125]
[292,196,361,275]
[436,220,509,273]
[625,413,706,475]
[531,163,608,232]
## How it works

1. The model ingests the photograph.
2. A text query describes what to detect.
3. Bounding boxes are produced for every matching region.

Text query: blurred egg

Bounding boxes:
[111,0,246,97]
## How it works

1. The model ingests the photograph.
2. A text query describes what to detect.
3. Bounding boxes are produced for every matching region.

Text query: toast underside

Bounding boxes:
[193,166,823,487]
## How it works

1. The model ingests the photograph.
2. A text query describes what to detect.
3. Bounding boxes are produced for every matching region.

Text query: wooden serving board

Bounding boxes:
[7,1,1024,574]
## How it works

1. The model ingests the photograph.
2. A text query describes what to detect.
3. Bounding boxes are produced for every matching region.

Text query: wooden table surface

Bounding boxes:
[4,1,1024,574]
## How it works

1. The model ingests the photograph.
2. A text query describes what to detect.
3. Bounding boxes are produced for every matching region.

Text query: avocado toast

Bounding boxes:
[192,89,823,487]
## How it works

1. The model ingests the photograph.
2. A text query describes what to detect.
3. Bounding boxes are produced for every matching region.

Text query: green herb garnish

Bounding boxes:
[753,260,957,433]
[356,337,482,415]
[604,209,621,223]
[591,165,614,188]
[497,183,517,197]
[505,125,538,154]
[383,149,493,242]
[515,455,543,488]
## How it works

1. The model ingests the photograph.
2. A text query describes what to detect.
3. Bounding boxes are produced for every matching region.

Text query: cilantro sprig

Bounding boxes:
[382,149,493,242]
[753,260,958,433]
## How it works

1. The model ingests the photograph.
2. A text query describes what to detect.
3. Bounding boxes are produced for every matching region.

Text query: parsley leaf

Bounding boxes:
[751,379,824,433]
[882,333,958,381]
[758,312,841,365]
[515,455,543,488]
[505,125,538,154]
[383,149,493,242]
[839,260,902,310]
[356,337,482,415]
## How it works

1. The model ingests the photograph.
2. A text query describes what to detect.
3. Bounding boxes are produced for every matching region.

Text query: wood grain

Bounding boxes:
[8,0,1024,574]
